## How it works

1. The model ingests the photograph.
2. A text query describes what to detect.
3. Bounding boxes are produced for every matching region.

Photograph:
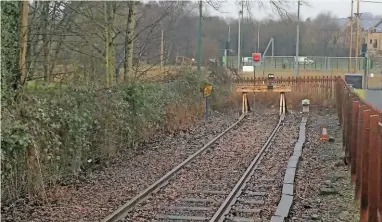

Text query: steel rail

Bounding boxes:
[210,114,285,222]
[102,114,246,222]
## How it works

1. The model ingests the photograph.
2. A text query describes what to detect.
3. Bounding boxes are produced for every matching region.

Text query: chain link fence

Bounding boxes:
[223,56,382,74]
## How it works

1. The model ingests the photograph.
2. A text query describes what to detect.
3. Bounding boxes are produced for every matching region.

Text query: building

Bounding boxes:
[339,17,382,56]
[366,20,382,54]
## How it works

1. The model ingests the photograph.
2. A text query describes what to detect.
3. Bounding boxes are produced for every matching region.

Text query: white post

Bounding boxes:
[242,93,245,115]
[281,93,285,114]
[280,93,283,115]
[302,99,310,113]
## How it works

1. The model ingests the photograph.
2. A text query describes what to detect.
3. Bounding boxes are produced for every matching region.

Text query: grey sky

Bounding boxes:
[208,0,382,20]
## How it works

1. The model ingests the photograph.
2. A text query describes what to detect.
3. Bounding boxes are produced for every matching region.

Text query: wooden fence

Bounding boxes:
[336,77,382,222]
[234,76,337,105]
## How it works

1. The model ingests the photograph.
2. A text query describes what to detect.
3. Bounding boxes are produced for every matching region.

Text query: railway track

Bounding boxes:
[103,112,294,222]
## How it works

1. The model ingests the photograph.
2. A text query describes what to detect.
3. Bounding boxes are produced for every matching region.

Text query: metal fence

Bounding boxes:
[225,56,381,73]
[335,77,382,222]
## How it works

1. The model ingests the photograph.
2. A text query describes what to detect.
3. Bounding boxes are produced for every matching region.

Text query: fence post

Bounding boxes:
[368,115,380,222]
[351,101,360,182]
[356,105,367,200]
[378,119,382,222]
[360,109,371,222]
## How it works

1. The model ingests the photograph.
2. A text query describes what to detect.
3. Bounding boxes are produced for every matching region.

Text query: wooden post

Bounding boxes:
[356,105,366,200]
[160,29,164,71]
[378,121,382,222]
[360,109,371,222]
[351,101,360,182]
[368,115,380,222]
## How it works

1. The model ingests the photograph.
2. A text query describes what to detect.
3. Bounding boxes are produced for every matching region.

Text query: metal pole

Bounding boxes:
[237,1,242,71]
[294,0,301,76]
[197,0,202,72]
[349,0,354,72]
[205,97,208,120]
[228,23,231,43]
[257,22,260,53]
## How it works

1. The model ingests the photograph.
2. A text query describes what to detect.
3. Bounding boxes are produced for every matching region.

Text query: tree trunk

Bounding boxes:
[108,3,116,86]
[19,0,43,198]
[19,0,28,85]
[104,2,116,87]
[104,2,110,87]
[41,2,51,82]
[124,1,137,82]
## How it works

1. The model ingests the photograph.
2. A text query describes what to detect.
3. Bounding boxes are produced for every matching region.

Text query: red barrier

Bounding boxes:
[335,77,382,222]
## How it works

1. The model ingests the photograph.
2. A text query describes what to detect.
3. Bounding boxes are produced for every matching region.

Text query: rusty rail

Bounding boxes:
[335,77,382,222]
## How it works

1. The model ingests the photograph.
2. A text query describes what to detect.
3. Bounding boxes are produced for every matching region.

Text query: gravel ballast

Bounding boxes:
[1,110,239,222]
[122,112,280,221]
[289,110,359,222]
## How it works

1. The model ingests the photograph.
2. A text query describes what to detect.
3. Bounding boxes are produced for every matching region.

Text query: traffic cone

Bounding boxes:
[320,125,328,141]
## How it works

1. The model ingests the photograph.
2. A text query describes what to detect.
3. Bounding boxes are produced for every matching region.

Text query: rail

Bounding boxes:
[210,114,285,222]
[102,115,246,222]
[335,77,382,222]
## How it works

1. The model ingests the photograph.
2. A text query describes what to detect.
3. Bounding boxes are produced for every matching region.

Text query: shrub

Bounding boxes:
[1,70,232,203]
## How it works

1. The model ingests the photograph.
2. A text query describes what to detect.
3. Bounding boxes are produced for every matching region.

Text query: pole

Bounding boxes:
[237,1,242,71]
[349,0,354,72]
[253,65,256,114]
[228,23,231,43]
[257,23,260,53]
[355,0,360,73]
[294,0,301,77]
[160,29,164,71]
[205,96,208,120]
[197,0,202,72]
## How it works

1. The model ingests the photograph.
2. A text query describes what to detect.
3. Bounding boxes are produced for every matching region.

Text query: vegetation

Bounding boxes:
[1,0,380,205]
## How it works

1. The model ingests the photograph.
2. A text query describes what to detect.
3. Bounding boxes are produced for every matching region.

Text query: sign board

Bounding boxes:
[252,53,262,67]
[242,66,254,72]
[200,82,213,97]
[344,73,363,89]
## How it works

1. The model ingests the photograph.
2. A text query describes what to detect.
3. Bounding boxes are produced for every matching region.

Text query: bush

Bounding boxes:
[1,70,232,203]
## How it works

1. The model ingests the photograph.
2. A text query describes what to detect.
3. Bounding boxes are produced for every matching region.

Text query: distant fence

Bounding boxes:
[336,77,382,222]
[225,56,382,74]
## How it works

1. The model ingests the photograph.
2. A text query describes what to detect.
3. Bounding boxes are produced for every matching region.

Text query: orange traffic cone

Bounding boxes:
[320,125,328,141]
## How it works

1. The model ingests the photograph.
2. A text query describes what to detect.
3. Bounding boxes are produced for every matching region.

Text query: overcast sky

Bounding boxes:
[207,0,382,20]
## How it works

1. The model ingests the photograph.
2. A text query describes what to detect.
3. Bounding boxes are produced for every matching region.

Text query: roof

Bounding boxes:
[338,17,382,31]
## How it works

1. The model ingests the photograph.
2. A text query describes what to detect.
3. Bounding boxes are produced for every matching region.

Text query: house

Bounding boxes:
[338,17,382,55]
[366,20,382,54]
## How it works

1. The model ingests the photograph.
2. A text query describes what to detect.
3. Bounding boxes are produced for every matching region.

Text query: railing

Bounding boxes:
[224,56,381,73]
[234,76,336,97]
[336,77,382,222]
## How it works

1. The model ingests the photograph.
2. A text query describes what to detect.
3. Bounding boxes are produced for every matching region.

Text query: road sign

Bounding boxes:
[252,53,262,67]
[252,53,261,61]
[203,85,213,97]
[200,82,213,97]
